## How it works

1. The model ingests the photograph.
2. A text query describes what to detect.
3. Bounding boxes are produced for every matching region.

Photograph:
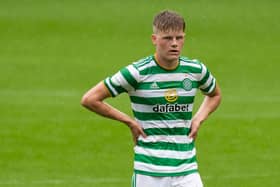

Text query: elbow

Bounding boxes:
[81,94,92,108]
[81,82,108,110]
[81,93,101,112]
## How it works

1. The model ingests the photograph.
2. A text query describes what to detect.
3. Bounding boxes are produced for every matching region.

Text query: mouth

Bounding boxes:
[168,50,179,55]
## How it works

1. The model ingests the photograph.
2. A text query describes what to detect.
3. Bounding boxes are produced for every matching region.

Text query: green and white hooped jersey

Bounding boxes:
[104,55,216,177]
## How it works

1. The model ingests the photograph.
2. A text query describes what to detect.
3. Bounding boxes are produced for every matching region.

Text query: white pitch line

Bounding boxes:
[204,172,279,179]
[0,178,126,185]
[217,113,280,119]
[0,173,279,185]
[0,90,81,97]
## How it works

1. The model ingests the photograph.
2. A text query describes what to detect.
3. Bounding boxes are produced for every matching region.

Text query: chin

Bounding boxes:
[168,55,180,61]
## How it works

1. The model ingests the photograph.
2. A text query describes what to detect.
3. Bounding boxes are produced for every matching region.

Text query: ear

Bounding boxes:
[151,34,157,45]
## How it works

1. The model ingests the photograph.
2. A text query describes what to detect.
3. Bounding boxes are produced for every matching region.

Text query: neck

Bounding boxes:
[154,54,179,70]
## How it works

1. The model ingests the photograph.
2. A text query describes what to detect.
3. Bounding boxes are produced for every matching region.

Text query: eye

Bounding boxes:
[176,36,184,40]
[163,36,173,40]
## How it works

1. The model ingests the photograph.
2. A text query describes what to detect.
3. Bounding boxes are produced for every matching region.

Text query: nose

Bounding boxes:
[171,38,178,47]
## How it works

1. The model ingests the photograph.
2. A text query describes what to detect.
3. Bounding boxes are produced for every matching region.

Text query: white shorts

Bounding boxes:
[132,173,203,187]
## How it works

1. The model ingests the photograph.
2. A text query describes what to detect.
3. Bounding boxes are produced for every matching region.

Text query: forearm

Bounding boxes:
[81,82,147,142]
[83,99,134,126]
[81,82,134,126]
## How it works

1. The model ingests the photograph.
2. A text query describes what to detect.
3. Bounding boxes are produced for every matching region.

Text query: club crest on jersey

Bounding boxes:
[164,89,178,102]
[182,78,192,91]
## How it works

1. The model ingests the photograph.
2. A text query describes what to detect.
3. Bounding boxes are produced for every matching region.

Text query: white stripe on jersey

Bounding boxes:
[138,60,157,71]
[134,161,198,173]
[138,135,193,144]
[134,146,196,160]
[207,78,216,94]
[111,71,134,92]
[200,75,214,90]
[199,63,208,81]
[139,73,197,83]
[127,64,140,81]
[105,78,118,96]
[135,119,192,129]
[180,61,201,69]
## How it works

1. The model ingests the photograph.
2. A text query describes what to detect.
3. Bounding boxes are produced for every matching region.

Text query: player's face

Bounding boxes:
[152,30,185,63]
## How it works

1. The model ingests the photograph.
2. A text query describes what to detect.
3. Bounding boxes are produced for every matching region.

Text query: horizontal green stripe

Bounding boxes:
[134,169,198,177]
[139,65,201,75]
[109,78,127,94]
[104,79,117,97]
[133,111,192,121]
[135,154,197,167]
[143,127,190,136]
[130,96,194,105]
[137,141,194,151]
[201,79,215,93]
[120,67,138,89]
[133,56,153,69]
[137,81,199,90]
[199,70,210,85]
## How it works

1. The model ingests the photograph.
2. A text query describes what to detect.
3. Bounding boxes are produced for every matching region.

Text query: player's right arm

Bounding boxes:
[81,81,146,143]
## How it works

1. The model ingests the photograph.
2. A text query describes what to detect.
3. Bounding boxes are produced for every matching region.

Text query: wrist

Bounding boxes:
[123,118,136,128]
[192,117,204,126]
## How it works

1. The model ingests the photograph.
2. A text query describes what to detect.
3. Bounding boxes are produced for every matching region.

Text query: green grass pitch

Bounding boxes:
[0,0,279,186]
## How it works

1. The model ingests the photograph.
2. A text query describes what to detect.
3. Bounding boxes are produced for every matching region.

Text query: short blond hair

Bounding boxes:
[153,10,186,33]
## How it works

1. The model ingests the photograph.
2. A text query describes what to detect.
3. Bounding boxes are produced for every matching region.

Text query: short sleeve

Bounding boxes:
[198,63,216,94]
[103,64,139,97]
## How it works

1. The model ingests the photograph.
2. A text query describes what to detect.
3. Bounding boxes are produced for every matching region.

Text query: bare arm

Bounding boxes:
[81,81,146,143]
[189,83,222,139]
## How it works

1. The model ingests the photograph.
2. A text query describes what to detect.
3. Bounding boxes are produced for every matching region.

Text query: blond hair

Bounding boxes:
[153,10,186,33]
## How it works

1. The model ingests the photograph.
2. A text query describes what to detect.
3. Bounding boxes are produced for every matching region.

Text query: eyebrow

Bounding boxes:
[161,34,185,39]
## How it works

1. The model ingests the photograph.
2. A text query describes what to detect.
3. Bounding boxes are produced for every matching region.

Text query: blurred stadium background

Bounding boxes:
[0,0,279,186]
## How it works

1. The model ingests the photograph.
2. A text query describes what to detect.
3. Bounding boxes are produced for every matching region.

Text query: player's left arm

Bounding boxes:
[189,83,222,139]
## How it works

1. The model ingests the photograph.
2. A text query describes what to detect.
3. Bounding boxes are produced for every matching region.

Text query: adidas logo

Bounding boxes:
[151,82,159,89]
